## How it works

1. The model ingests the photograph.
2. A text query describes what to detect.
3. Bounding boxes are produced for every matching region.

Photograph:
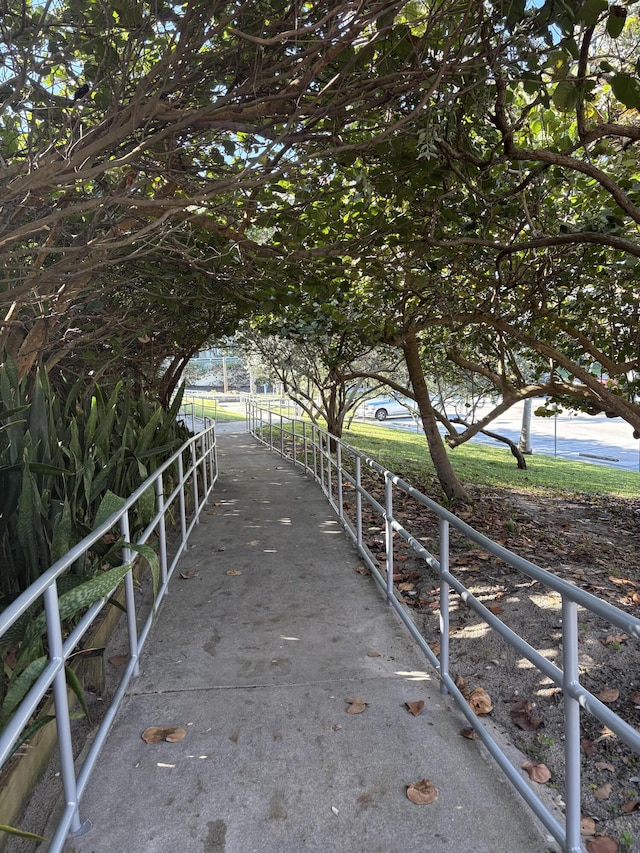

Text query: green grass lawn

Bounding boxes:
[342,421,640,499]
[182,396,246,422]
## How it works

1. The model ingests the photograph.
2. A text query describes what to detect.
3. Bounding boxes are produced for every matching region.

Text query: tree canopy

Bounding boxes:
[1,0,640,494]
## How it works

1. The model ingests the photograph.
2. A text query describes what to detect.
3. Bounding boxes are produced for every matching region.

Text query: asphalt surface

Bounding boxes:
[68,425,558,853]
[376,399,640,473]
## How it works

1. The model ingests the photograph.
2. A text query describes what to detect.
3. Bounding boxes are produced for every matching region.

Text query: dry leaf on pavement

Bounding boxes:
[460,726,478,740]
[406,779,439,805]
[141,726,187,744]
[405,700,425,716]
[580,817,596,836]
[180,571,199,579]
[226,570,242,576]
[345,697,368,714]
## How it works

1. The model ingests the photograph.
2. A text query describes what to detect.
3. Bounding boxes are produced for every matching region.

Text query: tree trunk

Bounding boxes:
[402,333,470,503]
[519,398,533,455]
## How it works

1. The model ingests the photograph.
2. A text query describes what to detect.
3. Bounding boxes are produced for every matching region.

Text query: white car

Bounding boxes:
[362,396,419,420]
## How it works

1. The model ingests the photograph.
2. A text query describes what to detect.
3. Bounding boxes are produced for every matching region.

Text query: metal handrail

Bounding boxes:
[0,421,218,852]
[247,401,640,853]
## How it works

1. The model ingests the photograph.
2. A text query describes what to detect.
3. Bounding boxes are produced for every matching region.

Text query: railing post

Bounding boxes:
[385,474,394,602]
[156,473,168,588]
[199,433,208,498]
[120,511,141,678]
[292,418,297,465]
[336,441,343,521]
[191,441,200,523]
[438,518,450,694]
[212,424,218,486]
[280,411,284,457]
[562,597,582,853]
[178,453,187,549]
[312,424,318,481]
[44,583,86,836]
[355,455,362,549]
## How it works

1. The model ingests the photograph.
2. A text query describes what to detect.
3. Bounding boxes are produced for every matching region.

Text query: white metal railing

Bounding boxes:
[247,402,640,853]
[0,421,217,852]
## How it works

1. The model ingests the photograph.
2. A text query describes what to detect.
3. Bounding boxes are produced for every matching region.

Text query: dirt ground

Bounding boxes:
[347,474,640,853]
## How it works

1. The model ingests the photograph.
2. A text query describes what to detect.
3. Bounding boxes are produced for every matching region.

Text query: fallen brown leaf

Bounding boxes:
[406,779,439,805]
[398,582,415,592]
[460,726,478,740]
[355,566,371,576]
[467,686,493,715]
[510,699,542,731]
[630,690,640,705]
[596,688,619,704]
[522,761,551,784]
[226,570,242,576]
[621,799,640,813]
[593,783,612,800]
[108,654,128,667]
[345,697,367,715]
[141,726,187,744]
[600,633,628,646]
[180,571,199,579]
[594,761,615,773]
[487,604,504,615]
[405,700,425,717]
[367,651,381,658]
[586,836,618,853]
[580,817,596,836]
[582,739,597,756]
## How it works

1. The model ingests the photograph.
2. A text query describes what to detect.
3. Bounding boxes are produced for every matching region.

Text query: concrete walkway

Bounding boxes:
[69,428,555,853]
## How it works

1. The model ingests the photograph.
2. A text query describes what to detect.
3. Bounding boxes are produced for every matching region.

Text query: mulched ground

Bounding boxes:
[344,472,640,853]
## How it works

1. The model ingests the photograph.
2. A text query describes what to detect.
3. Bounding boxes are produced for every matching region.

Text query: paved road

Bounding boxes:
[373,399,640,474]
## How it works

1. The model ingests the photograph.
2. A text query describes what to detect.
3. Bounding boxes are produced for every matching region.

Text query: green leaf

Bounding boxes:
[0,657,48,730]
[606,5,627,38]
[129,542,160,609]
[610,74,640,110]
[57,564,131,624]
[0,824,48,842]
[51,498,73,563]
[577,0,607,26]
[552,80,578,113]
[93,489,126,530]
[65,664,90,723]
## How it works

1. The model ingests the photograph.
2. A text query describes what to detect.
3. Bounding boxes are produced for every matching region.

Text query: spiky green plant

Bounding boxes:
[0,360,187,598]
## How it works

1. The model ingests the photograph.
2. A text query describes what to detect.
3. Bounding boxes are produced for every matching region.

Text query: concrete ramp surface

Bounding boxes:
[69,433,554,853]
